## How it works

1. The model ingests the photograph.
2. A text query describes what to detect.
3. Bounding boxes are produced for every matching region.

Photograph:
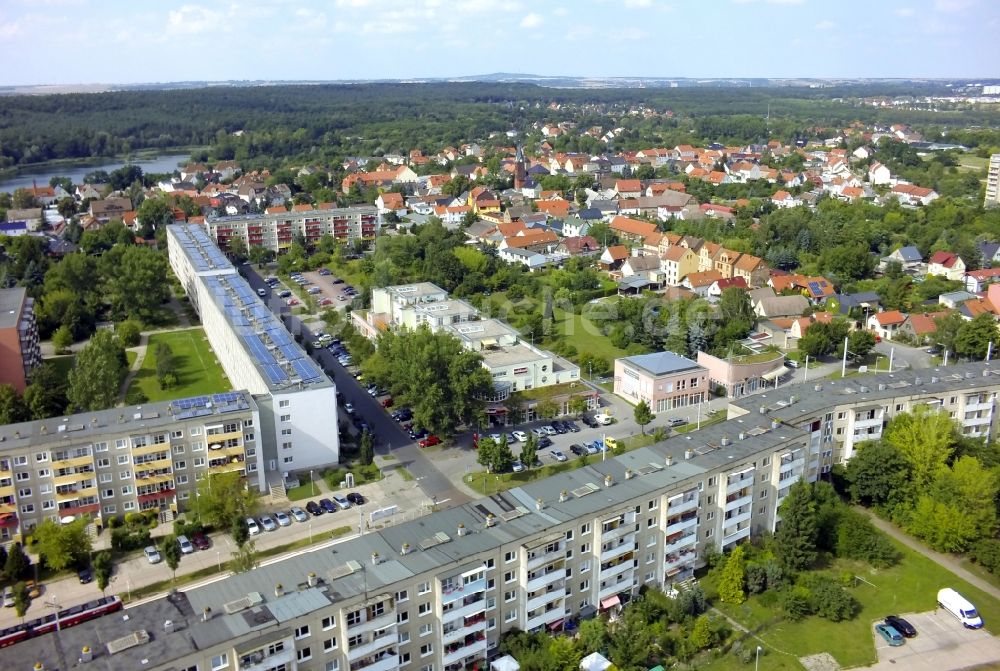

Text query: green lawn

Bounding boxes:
[552,306,637,361]
[958,155,989,170]
[45,355,76,378]
[703,539,1000,670]
[128,328,231,402]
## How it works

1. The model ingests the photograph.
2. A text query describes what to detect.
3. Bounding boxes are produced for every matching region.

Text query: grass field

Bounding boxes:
[958,155,990,171]
[128,328,231,402]
[551,306,638,361]
[702,538,1000,670]
[45,355,76,378]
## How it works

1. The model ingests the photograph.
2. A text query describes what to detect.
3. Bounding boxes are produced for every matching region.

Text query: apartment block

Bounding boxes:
[203,204,380,253]
[167,224,340,476]
[0,287,41,392]
[987,153,1000,208]
[8,363,999,671]
[0,392,260,543]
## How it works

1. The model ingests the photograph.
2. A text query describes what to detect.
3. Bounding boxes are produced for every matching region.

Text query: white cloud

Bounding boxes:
[0,20,21,38]
[934,0,975,11]
[624,0,652,7]
[520,12,543,28]
[553,7,569,16]
[167,5,224,34]
[294,7,328,30]
[815,19,835,29]
[895,7,915,16]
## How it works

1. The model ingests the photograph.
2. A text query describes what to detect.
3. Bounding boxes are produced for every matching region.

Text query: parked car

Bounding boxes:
[511,460,525,473]
[331,493,352,510]
[381,396,394,408]
[290,507,308,523]
[246,517,262,535]
[77,566,93,584]
[257,287,267,297]
[319,268,331,276]
[565,420,580,433]
[505,433,518,444]
[594,413,613,425]
[344,403,354,414]
[541,425,558,436]
[306,500,324,516]
[667,417,688,427]
[604,436,621,450]
[274,510,292,527]
[581,415,599,428]
[346,492,366,505]
[530,427,547,438]
[25,580,41,598]
[874,622,904,647]
[551,449,567,462]
[538,436,553,448]
[278,290,292,298]
[419,434,441,448]
[410,426,429,440]
[260,514,278,532]
[569,444,587,457]
[144,546,163,564]
[177,535,194,554]
[192,531,211,550]
[2,586,13,608]
[938,587,983,628]
[884,615,917,638]
[552,421,568,434]
[512,430,528,442]
[319,498,337,513]
[785,359,800,368]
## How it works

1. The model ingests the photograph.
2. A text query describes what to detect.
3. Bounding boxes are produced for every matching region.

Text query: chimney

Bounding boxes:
[624,468,634,480]
[370,552,381,566]
[164,619,175,634]
[274,583,284,597]
[559,490,569,503]
[80,646,93,663]
[738,432,746,441]
[665,455,673,467]
[603,474,613,488]
[684,448,694,460]
[202,607,213,622]
[930,376,939,384]
[771,419,780,429]
[307,572,318,587]
[485,514,496,528]
[814,384,822,392]
[720,435,731,447]
[535,497,543,510]
[457,523,467,537]
[400,543,410,556]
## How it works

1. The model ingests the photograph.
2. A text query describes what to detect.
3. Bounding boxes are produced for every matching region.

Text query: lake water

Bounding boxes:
[0,152,193,193]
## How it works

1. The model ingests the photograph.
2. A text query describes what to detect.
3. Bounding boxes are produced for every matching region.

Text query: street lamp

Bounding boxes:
[216,551,221,571]
[310,469,315,497]
[755,645,763,671]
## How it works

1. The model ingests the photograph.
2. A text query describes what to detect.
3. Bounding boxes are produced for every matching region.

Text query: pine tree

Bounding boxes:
[718,545,747,604]
[774,480,818,571]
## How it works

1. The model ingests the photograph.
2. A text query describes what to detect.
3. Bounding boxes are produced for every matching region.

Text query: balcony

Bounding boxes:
[727,473,754,495]
[599,541,634,563]
[779,456,806,474]
[441,577,486,605]
[56,485,96,502]
[54,471,93,487]
[351,651,399,671]
[526,583,565,613]
[0,501,16,515]
[135,471,173,485]
[599,559,634,581]
[666,494,698,516]
[238,648,295,671]
[349,610,397,634]
[441,594,487,621]
[133,456,172,471]
[207,444,245,459]
[725,492,752,511]
[206,430,244,444]
[442,635,487,667]
[131,443,169,457]
[664,549,697,572]
[963,414,992,427]
[601,520,636,542]
[966,400,993,413]
[209,458,245,474]
[665,531,697,553]
[723,526,751,546]
[665,515,697,536]
[525,566,565,592]
[442,615,487,646]
[52,454,94,469]
[598,580,632,602]
[526,545,564,571]
[525,607,565,632]
[348,629,398,661]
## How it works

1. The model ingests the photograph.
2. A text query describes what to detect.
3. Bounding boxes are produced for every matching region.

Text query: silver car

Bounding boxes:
[290,507,308,523]
[274,511,292,527]
[260,514,278,532]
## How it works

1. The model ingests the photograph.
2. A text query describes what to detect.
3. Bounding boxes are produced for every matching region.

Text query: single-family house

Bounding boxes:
[834,291,881,317]
[556,236,599,256]
[613,351,708,413]
[661,245,700,286]
[681,270,724,297]
[882,245,924,273]
[375,192,407,217]
[754,295,811,319]
[707,276,748,299]
[498,247,549,269]
[620,255,665,287]
[927,251,966,281]
[892,183,939,207]
[89,197,132,223]
[771,190,801,208]
[867,310,906,340]
[868,161,891,185]
[965,267,1000,293]
[609,215,658,244]
[898,312,945,344]
[599,245,629,271]
[561,215,591,238]
[4,208,43,231]
[732,254,770,288]
[958,298,996,321]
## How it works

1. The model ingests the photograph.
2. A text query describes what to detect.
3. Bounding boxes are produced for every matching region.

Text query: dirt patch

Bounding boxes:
[799,653,841,671]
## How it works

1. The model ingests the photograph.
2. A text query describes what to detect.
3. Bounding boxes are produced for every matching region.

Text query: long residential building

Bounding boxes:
[167,224,340,478]
[8,362,998,671]
[0,287,41,393]
[203,204,380,253]
[0,392,260,544]
[987,153,1000,208]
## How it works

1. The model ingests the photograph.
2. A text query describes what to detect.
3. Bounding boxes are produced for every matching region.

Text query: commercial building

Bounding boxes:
[987,153,1000,208]
[353,283,580,403]
[203,204,380,253]
[167,224,339,479]
[614,351,708,413]
[12,362,998,671]
[0,391,260,543]
[0,287,41,392]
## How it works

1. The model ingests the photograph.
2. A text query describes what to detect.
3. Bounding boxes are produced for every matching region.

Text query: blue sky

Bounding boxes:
[0,0,996,86]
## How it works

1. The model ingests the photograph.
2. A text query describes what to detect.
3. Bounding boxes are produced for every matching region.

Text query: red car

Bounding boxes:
[418,434,441,448]
[191,531,211,550]
[381,396,394,408]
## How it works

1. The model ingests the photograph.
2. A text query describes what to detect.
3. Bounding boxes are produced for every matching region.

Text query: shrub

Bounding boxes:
[782,586,812,621]
[969,539,1000,574]
[804,576,860,621]
[835,510,901,568]
[110,527,151,552]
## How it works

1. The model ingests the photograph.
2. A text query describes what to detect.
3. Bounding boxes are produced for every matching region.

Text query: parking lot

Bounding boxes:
[297,270,357,309]
[865,610,1000,670]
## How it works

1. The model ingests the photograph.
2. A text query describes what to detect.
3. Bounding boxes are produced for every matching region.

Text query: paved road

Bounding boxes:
[239,265,470,508]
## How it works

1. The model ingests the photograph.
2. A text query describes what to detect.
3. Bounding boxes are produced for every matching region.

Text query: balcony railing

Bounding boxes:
[441,577,486,605]
[525,566,566,592]
[347,630,398,661]
[665,514,697,536]
[725,493,752,511]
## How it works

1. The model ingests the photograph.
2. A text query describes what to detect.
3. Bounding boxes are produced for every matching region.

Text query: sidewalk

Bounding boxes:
[857,506,1000,601]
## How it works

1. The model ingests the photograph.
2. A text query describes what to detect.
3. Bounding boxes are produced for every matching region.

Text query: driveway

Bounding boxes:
[862,610,1000,670]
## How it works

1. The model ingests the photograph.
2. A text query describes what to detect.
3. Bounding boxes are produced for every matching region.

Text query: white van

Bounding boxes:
[938,587,983,628]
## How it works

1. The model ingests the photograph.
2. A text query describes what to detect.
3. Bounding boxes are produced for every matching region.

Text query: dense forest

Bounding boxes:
[2,82,999,171]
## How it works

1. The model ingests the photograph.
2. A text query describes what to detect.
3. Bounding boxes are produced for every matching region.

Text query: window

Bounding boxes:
[420,644,433,657]
[648,499,658,510]
[400,652,411,665]
[487,617,496,630]
[281,428,292,436]
[279,400,290,408]
[192,441,205,452]
[645,571,655,582]
[95,442,108,452]
[20,504,34,514]
[580,522,591,534]
[327,662,341,671]
[504,551,515,563]
[565,529,573,540]
[211,653,229,670]
[37,469,50,478]
[176,475,189,485]
[348,634,364,648]
[295,625,311,639]
[418,602,431,616]
[420,665,433,671]
[759,489,768,499]
[579,580,589,592]
[296,647,312,662]
[174,445,185,454]
[504,571,514,583]
[346,611,362,627]
[399,631,410,644]
[17,488,31,498]
[706,511,715,521]
[42,500,55,510]
[647,518,655,528]
[124,501,135,510]
[485,558,495,569]
[580,542,590,554]
[322,615,336,630]
[280,414,291,422]
[396,589,410,602]
[35,452,48,463]
[103,505,117,514]
[505,610,517,622]
[175,460,187,470]
[15,472,29,482]
[504,590,515,602]
[102,489,114,500]
[486,597,496,609]
[397,611,409,623]
[418,581,430,595]
[117,455,130,465]
[13,456,27,466]
[580,560,590,573]
[419,623,432,636]
[708,477,716,487]
[704,529,714,538]
[283,456,293,464]
[119,471,131,480]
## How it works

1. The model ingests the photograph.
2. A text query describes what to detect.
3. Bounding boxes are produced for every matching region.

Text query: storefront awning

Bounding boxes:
[761,368,785,381]
[547,619,564,631]
[600,594,621,610]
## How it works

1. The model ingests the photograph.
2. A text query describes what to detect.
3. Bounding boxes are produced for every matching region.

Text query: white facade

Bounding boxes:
[203,205,380,253]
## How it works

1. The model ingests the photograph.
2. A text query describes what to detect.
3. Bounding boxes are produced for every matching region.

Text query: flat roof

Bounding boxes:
[0,391,256,453]
[482,341,548,368]
[0,287,27,330]
[443,318,519,345]
[621,351,703,377]
[169,225,234,274]
[384,282,448,301]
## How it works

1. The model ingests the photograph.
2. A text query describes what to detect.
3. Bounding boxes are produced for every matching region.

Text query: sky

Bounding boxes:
[0,0,997,86]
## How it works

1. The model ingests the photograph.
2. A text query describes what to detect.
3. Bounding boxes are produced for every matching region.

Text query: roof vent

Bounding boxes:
[685,448,694,460]
[720,436,731,447]
[106,630,151,655]
[665,455,674,467]
[930,376,939,384]
[164,619,175,633]
[814,384,822,392]
[79,646,93,663]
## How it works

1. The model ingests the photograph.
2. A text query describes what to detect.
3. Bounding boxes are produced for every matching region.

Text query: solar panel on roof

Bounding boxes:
[176,407,213,420]
[264,364,287,385]
[292,359,321,381]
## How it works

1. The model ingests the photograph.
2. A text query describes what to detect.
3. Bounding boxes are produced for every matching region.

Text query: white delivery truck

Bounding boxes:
[937,587,983,629]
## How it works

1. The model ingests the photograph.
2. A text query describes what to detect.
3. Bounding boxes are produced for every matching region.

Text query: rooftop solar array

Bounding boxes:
[171,225,234,274]
[169,391,251,420]
[201,274,326,390]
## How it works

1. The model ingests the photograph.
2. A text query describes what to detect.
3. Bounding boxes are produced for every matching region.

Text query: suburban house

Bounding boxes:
[620,255,665,287]
[599,245,629,270]
[682,270,725,297]
[610,215,658,244]
[561,215,591,238]
[498,247,549,270]
[771,190,801,208]
[732,254,770,288]
[882,245,924,273]
[89,197,132,223]
[927,251,966,281]
[556,235,599,257]
[707,276,748,299]
[754,295,811,319]
[939,290,978,309]
[375,192,407,217]
[661,245,700,286]
[965,267,1000,293]
[613,351,708,414]
[868,161,891,185]
[867,310,906,340]
[891,183,939,206]
[614,179,643,199]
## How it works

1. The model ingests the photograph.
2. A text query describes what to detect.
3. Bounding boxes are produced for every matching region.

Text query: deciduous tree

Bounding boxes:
[634,400,653,434]
[33,518,92,571]
[163,536,182,580]
[67,329,125,412]
[718,545,747,604]
[883,407,954,490]
[774,480,818,571]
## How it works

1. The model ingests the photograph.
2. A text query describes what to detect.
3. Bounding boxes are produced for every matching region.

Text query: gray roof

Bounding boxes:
[756,295,810,318]
[893,245,923,263]
[0,287,27,330]
[620,351,703,377]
